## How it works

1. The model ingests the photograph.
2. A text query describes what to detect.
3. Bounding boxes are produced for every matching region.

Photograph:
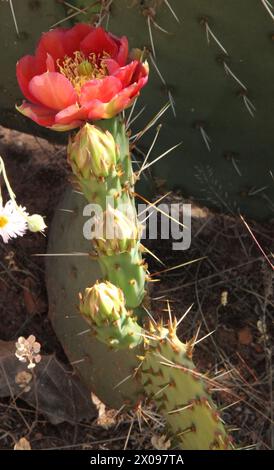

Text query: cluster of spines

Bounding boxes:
[141,320,233,450]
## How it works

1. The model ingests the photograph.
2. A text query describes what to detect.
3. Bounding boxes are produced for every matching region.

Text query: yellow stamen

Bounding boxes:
[57,51,109,93]
[0,215,8,228]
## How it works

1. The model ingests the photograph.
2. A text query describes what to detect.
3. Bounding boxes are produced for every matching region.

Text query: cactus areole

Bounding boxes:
[17,25,232,450]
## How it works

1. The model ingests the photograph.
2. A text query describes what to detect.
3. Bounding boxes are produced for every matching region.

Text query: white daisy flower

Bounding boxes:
[0,200,28,243]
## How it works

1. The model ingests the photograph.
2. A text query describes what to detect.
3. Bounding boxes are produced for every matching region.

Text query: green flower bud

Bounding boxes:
[79,281,143,350]
[27,214,47,233]
[79,281,126,327]
[94,205,141,256]
[68,123,117,179]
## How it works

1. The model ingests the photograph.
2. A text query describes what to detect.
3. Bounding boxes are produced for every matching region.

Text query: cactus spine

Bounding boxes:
[66,116,232,450]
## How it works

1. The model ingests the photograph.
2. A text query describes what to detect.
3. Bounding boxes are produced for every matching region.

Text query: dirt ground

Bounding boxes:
[0,125,273,450]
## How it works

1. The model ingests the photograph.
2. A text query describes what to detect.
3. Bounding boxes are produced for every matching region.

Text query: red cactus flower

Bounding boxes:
[16,24,149,131]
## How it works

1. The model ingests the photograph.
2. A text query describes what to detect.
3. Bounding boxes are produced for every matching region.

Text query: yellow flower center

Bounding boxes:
[0,215,8,228]
[57,51,109,93]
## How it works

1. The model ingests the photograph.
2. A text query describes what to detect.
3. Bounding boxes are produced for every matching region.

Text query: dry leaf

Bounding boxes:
[238,326,253,345]
[0,340,95,424]
[151,434,171,450]
[91,392,116,429]
[14,437,31,450]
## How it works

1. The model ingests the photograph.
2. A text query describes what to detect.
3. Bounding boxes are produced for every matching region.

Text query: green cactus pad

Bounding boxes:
[74,172,124,208]
[98,244,146,309]
[142,325,232,450]
[72,0,274,220]
[46,188,143,408]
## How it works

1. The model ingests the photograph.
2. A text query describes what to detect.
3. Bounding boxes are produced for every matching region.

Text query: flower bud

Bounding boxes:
[80,281,126,326]
[27,214,47,233]
[95,206,141,255]
[68,123,117,179]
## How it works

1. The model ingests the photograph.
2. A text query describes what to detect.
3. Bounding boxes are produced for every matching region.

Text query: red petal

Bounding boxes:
[86,94,130,121]
[105,58,120,75]
[115,78,148,104]
[35,30,66,72]
[114,36,128,66]
[132,61,149,83]
[105,78,148,117]
[16,102,56,127]
[16,55,41,104]
[55,103,89,125]
[113,61,139,87]
[35,25,94,72]
[29,72,77,111]
[133,75,149,97]
[80,76,122,104]
[80,27,118,58]
[106,86,137,116]
[69,23,93,40]
[16,102,82,131]
[85,88,134,121]
[63,23,94,56]
[84,75,148,121]
[86,100,108,120]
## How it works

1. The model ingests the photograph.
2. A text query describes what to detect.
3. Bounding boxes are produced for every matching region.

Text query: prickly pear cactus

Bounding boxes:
[12,10,235,447]
[47,115,232,449]
[101,0,274,220]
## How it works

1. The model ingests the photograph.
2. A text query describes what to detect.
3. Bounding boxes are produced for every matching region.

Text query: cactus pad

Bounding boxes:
[142,323,232,450]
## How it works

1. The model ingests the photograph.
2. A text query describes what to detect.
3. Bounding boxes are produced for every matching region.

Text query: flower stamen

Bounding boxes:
[57,51,109,93]
[0,215,8,228]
